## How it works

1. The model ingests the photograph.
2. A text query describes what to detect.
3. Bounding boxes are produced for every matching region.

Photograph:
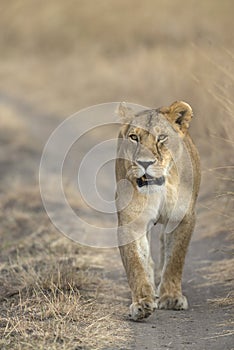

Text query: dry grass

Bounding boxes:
[0,259,129,350]
[0,121,131,349]
[201,315,234,341]
[208,291,234,307]
[198,258,234,290]
[0,185,131,349]
[0,0,233,348]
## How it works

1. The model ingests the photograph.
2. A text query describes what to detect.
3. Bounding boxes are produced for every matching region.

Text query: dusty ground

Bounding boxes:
[0,1,233,349]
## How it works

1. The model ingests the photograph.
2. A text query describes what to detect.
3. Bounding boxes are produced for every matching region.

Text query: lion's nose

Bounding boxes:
[137,160,155,169]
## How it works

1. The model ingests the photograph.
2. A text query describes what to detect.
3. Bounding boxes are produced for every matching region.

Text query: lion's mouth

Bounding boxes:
[136,174,165,188]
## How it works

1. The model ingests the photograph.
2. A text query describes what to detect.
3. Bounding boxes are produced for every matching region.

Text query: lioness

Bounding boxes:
[115,101,200,321]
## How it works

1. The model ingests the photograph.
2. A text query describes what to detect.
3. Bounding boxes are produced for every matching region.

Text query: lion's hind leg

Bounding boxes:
[157,214,195,310]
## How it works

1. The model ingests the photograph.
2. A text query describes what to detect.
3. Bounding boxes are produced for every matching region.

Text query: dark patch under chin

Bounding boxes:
[136,174,165,188]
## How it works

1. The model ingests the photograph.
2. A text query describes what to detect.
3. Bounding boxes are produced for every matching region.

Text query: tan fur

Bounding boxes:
[115,101,201,321]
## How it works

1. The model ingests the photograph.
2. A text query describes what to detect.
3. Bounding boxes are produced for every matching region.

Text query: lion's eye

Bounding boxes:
[129,134,138,141]
[158,134,168,143]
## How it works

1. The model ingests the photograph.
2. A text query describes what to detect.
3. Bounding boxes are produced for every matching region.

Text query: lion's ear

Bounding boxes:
[168,101,193,134]
[116,102,135,123]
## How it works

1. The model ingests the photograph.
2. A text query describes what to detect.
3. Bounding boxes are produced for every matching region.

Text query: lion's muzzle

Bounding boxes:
[136,174,165,188]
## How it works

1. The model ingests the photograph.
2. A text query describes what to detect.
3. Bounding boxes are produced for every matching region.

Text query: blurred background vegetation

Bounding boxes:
[0,0,233,234]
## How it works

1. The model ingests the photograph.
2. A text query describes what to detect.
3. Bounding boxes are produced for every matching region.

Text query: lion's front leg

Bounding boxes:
[119,234,156,321]
[157,214,195,310]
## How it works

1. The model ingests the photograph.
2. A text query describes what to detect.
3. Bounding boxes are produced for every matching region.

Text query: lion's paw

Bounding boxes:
[156,294,188,310]
[129,298,156,321]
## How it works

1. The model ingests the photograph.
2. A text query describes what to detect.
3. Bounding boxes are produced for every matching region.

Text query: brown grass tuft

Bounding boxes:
[208,291,234,307]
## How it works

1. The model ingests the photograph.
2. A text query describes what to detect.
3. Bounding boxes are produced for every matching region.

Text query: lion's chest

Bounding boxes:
[143,191,166,224]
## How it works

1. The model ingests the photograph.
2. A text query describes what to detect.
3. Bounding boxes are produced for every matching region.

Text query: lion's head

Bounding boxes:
[117,101,193,194]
